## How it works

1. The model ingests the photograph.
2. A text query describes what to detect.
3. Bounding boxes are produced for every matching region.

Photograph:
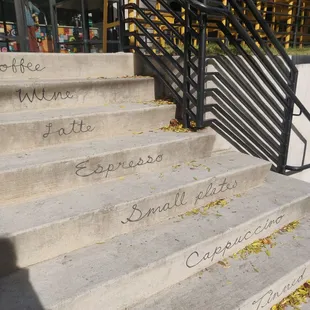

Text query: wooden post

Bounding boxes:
[285,1,294,49]
[129,0,136,47]
[103,0,108,52]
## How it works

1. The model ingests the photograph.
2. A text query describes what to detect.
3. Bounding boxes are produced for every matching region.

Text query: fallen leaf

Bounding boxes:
[218,260,230,268]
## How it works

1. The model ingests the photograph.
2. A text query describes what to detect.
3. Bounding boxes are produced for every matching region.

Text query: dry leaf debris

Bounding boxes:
[272,280,310,310]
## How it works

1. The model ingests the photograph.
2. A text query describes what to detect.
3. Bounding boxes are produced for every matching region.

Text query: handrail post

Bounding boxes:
[181,3,191,127]
[278,96,294,174]
[279,63,299,174]
[196,11,207,128]
[118,0,125,52]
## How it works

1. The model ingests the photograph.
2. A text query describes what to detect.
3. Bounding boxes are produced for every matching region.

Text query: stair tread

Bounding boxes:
[0,130,210,172]
[0,151,266,235]
[0,101,172,123]
[0,173,309,309]
[0,76,152,86]
[132,216,310,310]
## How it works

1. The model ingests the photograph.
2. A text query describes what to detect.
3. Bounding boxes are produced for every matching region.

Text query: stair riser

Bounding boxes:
[237,262,310,310]
[50,197,310,310]
[0,135,221,203]
[0,106,174,154]
[0,78,155,113]
[10,162,270,269]
[0,53,134,80]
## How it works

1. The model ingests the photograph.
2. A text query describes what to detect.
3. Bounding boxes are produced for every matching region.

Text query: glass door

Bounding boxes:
[0,0,18,52]
[51,0,122,53]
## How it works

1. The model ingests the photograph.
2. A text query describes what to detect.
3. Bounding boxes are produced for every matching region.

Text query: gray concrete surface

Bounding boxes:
[0,173,309,310]
[132,216,310,310]
[0,130,229,203]
[0,103,174,153]
[0,77,155,113]
[0,152,270,269]
[0,53,135,80]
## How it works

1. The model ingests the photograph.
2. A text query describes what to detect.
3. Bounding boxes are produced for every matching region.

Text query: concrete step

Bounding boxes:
[0,152,270,270]
[0,103,174,154]
[0,53,135,80]
[0,173,309,310]
[0,77,155,113]
[131,216,310,310]
[0,130,228,204]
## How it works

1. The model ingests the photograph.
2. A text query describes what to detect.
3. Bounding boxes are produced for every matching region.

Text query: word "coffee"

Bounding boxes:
[0,58,45,73]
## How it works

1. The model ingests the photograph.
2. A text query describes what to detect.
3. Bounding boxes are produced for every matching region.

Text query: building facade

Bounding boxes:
[1,0,310,53]
[0,0,121,53]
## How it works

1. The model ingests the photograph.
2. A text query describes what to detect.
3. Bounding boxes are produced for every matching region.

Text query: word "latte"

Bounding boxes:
[0,58,45,73]
[122,192,187,224]
[186,215,284,268]
[75,154,163,178]
[43,120,95,139]
[17,88,74,103]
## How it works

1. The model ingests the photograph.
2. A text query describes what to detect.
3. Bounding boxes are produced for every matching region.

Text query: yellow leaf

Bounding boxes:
[218,260,230,268]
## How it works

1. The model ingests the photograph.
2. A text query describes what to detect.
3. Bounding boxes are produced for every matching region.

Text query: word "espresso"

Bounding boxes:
[0,58,45,73]
[186,214,284,268]
[75,154,163,178]
[43,120,95,139]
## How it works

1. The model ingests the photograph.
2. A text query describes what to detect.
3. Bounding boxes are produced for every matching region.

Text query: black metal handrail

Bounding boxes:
[119,0,310,175]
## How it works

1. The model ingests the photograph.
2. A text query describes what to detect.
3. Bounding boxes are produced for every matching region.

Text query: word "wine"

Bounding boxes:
[17,88,74,103]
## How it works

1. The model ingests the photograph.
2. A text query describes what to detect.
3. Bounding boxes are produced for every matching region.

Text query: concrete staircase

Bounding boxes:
[0,52,309,310]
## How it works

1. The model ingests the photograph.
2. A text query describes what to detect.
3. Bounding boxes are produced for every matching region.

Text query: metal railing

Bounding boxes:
[119,0,310,174]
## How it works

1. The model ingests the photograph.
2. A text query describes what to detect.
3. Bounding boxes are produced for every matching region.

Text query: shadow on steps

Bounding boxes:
[0,238,44,310]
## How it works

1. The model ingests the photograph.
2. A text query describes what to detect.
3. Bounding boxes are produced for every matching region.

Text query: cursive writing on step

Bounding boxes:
[17,88,74,103]
[75,154,163,178]
[43,120,95,139]
[195,177,238,205]
[186,215,285,268]
[252,268,306,310]
[0,58,45,73]
[122,192,188,224]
